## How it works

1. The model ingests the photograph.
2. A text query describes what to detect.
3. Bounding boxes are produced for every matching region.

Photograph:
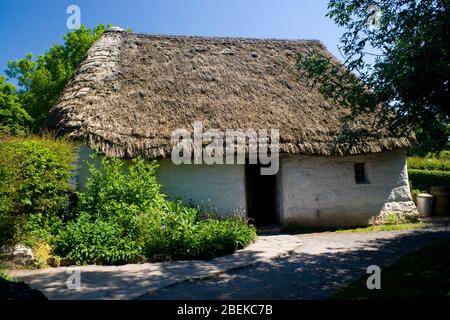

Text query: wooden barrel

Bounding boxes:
[430,186,449,216]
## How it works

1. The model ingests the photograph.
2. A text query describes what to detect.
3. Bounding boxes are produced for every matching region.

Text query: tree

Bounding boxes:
[0,76,31,135]
[5,24,106,132]
[297,0,450,155]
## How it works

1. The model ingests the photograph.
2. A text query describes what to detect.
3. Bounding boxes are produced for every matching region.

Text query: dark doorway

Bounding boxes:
[245,164,278,225]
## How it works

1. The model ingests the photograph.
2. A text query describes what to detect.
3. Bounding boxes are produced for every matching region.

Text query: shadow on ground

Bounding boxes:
[12,250,272,300]
[9,233,303,300]
[139,220,450,300]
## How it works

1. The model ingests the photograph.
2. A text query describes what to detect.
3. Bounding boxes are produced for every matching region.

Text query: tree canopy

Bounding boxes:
[1,24,106,133]
[297,0,450,155]
[0,76,31,135]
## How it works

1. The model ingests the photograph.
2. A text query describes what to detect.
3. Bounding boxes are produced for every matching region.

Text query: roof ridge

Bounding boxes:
[105,29,325,46]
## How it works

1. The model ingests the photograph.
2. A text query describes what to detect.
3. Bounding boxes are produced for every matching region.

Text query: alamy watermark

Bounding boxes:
[366,265,381,290]
[66,5,81,30]
[171,121,279,175]
[366,4,382,30]
[66,267,81,290]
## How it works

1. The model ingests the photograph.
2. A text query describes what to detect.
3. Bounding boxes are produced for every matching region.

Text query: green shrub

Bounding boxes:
[0,136,75,246]
[407,156,450,171]
[22,213,64,247]
[437,150,450,161]
[76,156,166,220]
[54,156,256,265]
[53,156,162,265]
[54,212,142,265]
[143,213,256,260]
[408,169,450,191]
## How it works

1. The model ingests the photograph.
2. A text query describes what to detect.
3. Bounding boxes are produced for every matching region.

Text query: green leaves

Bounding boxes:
[55,214,142,265]
[297,0,450,154]
[408,169,450,192]
[54,155,256,265]
[0,76,32,135]
[408,156,450,171]
[4,24,106,132]
[0,136,75,246]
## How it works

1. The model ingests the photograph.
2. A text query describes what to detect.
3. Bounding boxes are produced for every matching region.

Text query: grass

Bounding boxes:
[331,237,450,299]
[336,221,425,233]
[284,221,425,234]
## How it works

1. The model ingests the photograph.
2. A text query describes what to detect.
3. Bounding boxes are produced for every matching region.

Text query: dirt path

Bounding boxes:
[138,218,450,300]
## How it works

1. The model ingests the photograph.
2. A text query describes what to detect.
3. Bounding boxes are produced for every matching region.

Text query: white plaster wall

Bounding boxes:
[157,159,247,216]
[75,143,414,226]
[74,144,247,216]
[279,149,416,227]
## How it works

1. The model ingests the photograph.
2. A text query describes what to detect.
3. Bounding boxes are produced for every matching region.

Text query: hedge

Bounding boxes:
[408,169,450,192]
[0,135,76,246]
[407,157,450,171]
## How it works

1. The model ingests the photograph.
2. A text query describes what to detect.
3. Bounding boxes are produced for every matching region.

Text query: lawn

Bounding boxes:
[332,237,450,299]
[284,221,424,234]
[336,222,425,233]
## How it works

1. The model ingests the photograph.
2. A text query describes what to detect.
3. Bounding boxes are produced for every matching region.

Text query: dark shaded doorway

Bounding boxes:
[245,164,278,225]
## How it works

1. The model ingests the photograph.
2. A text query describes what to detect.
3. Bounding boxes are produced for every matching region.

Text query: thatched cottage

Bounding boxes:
[45,30,417,227]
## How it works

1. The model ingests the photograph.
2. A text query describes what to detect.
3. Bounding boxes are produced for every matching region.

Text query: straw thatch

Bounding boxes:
[45,30,413,159]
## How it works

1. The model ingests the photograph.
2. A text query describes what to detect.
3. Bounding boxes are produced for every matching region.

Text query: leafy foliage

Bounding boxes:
[0,77,31,135]
[0,140,255,265]
[407,156,450,171]
[297,0,450,155]
[55,213,143,265]
[54,156,256,265]
[408,169,450,191]
[5,25,106,131]
[438,150,450,161]
[0,136,75,246]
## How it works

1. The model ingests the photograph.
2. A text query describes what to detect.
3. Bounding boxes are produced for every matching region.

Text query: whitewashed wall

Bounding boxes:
[278,149,416,227]
[75,144,415,227]
[75,144,246,216]
[157,159,246,216]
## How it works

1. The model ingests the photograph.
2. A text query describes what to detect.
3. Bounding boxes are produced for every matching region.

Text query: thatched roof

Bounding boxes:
[45,30,413,159]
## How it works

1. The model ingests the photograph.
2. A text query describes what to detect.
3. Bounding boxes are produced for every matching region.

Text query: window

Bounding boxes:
[354,163,367,184]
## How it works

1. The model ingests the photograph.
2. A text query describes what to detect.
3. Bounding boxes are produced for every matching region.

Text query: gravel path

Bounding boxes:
[138,218,450,300]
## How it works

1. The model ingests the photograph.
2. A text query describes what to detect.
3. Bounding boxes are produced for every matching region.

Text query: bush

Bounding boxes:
[54,156,256,265]
[437,150,450,161]
[143,213,256,260]
[408,169,450,191]
[0,136,75,246]
[407,156,450,171]
[55,213,143,265]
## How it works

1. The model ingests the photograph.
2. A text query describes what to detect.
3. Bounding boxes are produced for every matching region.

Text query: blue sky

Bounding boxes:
[0,0,344,79]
